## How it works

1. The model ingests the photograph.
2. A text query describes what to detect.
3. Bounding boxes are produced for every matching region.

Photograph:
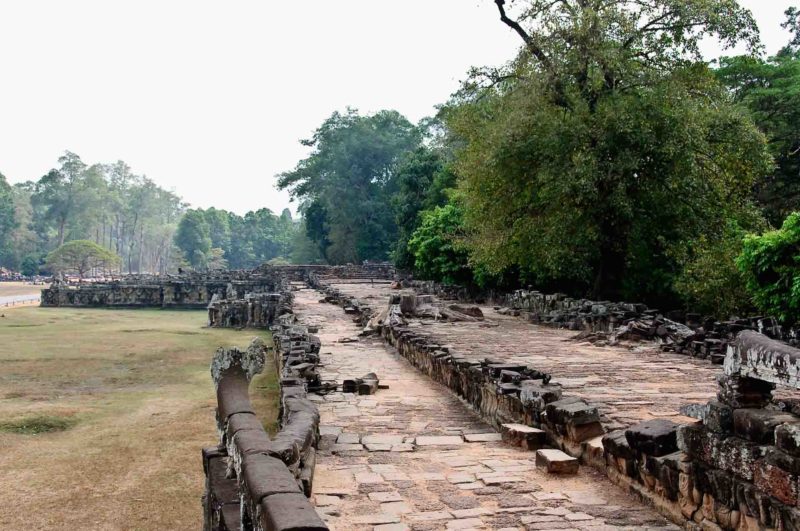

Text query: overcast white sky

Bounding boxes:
[0,1,795,215]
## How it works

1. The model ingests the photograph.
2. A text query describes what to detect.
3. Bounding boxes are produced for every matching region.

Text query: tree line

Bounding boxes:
[0,152,302,277]
[278,2,800,323]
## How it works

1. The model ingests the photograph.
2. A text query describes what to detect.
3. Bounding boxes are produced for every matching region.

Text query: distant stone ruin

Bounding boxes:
[40,263,396,310]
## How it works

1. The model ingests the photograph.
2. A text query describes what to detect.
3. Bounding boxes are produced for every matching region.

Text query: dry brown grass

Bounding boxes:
[0,307,277,530]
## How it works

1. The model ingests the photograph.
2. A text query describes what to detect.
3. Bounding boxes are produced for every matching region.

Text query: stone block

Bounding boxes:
[500,423,546,450]
[776,423,800,457]
[754,452,800,506]
[519,382,563,406]
[240,454,302,517]
[705,401,734,434]
[258,492,328,531]
[602,430,637,460]
[535,449,578,474]
[416,436,463,446]
[544,398,599,426]
[463,432,502,443]
[566,420,604,443]
[733,408,798,444]
[625,419,679,457]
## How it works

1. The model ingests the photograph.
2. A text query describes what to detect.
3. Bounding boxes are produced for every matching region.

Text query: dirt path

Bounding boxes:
[294,285,679,531]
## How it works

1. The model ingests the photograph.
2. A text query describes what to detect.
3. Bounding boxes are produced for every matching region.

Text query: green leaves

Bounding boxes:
[737,213,800,325]
[277,109,422,264]
[45,240,121,278]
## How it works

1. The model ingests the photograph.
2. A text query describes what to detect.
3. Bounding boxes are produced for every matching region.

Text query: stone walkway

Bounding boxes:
[293,283,680,531]
[327,282,720,431]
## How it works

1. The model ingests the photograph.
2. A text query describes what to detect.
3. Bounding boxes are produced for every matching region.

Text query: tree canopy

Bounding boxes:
[441,0,770,303]
[277,109,422,264]
[46,240,121,278]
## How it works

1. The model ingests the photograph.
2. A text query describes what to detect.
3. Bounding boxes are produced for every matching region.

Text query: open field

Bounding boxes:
[0,307,277,530]
[0,281,45,297]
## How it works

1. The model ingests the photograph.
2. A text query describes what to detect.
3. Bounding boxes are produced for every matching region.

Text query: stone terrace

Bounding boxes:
[293,283,679,530]
[327,282,719,432]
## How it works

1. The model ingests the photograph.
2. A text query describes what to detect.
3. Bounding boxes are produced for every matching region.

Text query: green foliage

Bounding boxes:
[737,213,800,325]
[0,172,17,267]
[391,147,456,269]
[446,0,770,303]
[46,239,121,278]
[20,254,41,277]
[174,210,212,269]
[407,204,472,285]
[0,414,77,435]
[175,207,297,270]
[673,221,756,317]
[716,48,800,224]
[278,109,422,264]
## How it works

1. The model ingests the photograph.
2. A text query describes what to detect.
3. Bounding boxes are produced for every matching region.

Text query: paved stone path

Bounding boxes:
[327,282,720,431]
[293,283,680,531]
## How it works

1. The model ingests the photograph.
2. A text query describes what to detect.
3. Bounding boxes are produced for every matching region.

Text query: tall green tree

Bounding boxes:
[278,109,422,264]
[174,210,212,269]
[0,172,17,267]
[446,0,770,303]
[46,240,121,279]
[391,147,456,269]
[716,10,800,224]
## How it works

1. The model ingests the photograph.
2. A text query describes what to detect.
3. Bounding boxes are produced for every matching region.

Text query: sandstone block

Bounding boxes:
[536,449,578,474]
[258,492,328,531]
[776,423,800,457]
[733,408,797,444]
[625,419,679,457]
[500,423,546,450]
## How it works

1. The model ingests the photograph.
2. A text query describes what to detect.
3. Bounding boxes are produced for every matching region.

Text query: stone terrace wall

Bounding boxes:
[42,264,396,309]
[208,293,293,329]
[202,327,328,531]
[41,270,287,309]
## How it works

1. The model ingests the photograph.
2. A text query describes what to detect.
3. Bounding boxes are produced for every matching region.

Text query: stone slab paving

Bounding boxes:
[328,282,719,431]
[293,284,679,531]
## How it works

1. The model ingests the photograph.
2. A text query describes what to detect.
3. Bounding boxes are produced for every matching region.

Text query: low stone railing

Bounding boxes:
[202,333,328,531]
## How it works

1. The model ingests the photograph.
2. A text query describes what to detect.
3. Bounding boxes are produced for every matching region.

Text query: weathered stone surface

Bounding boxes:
[501,423,546,450]
[625,419,679,457]
[775,423,800,457]
[732,408,798,444]
[258,492,328,531]
[536,449,579,474]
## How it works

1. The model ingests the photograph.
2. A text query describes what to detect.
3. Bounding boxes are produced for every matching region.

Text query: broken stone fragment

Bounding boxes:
[501,423,546,450]
[536,449,578,474]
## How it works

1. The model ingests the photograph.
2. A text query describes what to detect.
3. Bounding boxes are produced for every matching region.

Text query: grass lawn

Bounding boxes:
[0,307,278,530]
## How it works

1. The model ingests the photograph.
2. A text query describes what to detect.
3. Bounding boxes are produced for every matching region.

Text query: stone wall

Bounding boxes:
[208,293,292,329]
[42,264,396,309]
[202,326,328,531]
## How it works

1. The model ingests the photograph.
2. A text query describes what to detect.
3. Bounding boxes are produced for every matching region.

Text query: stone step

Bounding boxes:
[535,449,579,474]
[500,423,546,450]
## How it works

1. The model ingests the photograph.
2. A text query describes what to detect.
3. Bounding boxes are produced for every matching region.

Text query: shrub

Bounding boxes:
[737,212,800,324]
